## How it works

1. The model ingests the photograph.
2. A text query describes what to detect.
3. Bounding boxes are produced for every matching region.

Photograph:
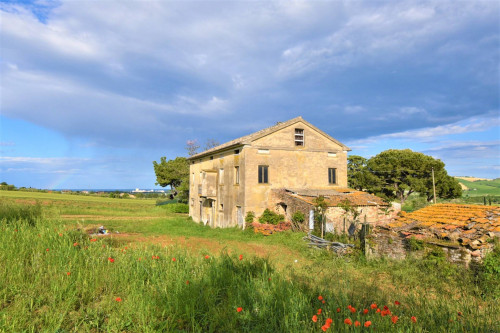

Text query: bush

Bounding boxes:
[291,211,305,224]
[163,203,189,214]
[406,237,424,251]
[258,209,284,225]
[245,211,255,223]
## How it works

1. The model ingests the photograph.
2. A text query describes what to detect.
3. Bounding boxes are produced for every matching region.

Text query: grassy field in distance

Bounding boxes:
[455,177,500,196]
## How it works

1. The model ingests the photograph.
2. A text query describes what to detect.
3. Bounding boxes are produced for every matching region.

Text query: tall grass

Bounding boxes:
[0,201,498,332]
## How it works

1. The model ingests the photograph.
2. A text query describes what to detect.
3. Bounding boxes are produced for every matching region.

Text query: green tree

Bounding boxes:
[364,149,461,204]
[153,157,189,201]
[347,155,380,191]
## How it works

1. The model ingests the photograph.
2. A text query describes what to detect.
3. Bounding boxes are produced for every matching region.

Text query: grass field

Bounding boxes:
[1,191,499,332]
[456,178,500,197]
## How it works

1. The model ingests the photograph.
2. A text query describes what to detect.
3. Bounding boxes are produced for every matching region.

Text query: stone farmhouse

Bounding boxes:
[188,116,397,231]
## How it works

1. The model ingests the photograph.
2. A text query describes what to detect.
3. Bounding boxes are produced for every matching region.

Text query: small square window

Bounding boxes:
[295,128,304,146]
[258,165,268,184]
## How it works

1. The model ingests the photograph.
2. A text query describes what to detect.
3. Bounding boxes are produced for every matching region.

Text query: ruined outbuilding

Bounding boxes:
[366,204,500,266]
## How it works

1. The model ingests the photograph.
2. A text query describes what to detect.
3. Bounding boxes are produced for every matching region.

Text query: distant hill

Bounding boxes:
[455,177,500,196]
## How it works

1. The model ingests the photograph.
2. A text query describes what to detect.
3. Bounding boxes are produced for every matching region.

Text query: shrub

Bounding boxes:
[406,237,424,251]
[291,211,305,224]
[258,209,284,225]
[163,203,189,214]
[245,211,255,223]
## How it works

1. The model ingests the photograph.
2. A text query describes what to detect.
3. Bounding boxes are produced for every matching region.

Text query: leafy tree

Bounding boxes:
[347,155,380,191]
[153,157,189,202]
[364,149,461,204]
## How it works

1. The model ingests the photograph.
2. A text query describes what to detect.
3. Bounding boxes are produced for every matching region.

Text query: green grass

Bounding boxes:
[456,178,500,196]
[1,192,499,332]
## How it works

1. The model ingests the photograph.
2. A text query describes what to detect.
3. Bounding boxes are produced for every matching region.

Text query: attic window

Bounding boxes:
[234,149,240,155]
[295,129,304,146]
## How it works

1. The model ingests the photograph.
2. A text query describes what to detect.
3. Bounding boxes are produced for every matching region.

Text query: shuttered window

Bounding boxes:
[328,168,337,184]
[258,165,268,184]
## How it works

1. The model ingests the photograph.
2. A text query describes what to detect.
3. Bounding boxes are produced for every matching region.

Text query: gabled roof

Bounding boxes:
[188,116,350,160]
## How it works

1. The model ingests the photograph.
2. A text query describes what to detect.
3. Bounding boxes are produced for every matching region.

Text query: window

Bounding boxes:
[258,149,269,154]
[258,165,268,184]
[219,168,224,184]
[234,149,240,155]
[328,168,337,184]
[295,128,304,146]
[235,166,240,184]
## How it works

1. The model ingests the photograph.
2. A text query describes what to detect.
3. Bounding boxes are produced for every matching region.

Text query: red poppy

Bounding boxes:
[66,272,71,276]
[411,316,417,323]
[391,316,398,324]
[59,233,63,237]
[370,303,377,309]
[336,308,341,313]
[321,326,327,332]
[457,311,462,317]
[383,305,389,310]
[73,242,79,247]
[381,310,389,317]
[239,254,243,260]
[108,257,115,263]
[364,321,372,327]
[363,309,369,315]
[354,321,361,327]
[317,309,322,315]
[318,295,323,301]
[376,308,381,313]
[90,238,97,242]
[344,318,352,326]
[172,258,176,262]
[395,301,400,305]
[186,280,189,285]
[236,307,243,312]
[322,300,325,304]
[312,315,318,322]
[46,248,49,252]
[326,318,333,325]
[205,255,210,259]
[115,297,122,302]
[349,307,356,314]
[268,277,271,281]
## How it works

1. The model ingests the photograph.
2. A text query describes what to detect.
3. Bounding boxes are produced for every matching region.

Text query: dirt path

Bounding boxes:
[61,215,160,220]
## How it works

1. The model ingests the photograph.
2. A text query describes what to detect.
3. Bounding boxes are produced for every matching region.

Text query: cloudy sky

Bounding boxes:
[1,0,499,189]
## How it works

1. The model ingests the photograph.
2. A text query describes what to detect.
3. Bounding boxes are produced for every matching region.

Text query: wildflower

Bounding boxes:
[108,257,115,263]
[317,309,322,315]
[411,316,417,323]
[370,303,377,309]
[322,300,325,304]
[391,315,399,324]
[172,257,176,262]
[102,244,106,248]
[457,311,462,317]
[336,308,341,313]
[268,277,271,281]
[59,233,63,237]
[349,307,356,314]
[237,307,243,312]
[383,305,389,310]
[312,315,318,322]
[186,280,189,284]
[115,297,122,302]
[325,318,333,325]
[363,309,369,315]
[376,308,381,313]
[395,300,401,306]
[46,248,49,252]
[364,321,372,327]
[321,325,328,331]
[318,295,323,301]
[66,272,71,276]
[355,321,361,327]
[90,238,97,242]
[381,310,388,317]
[344,318,352,326]
[205,255,210,259]
[73,242,79,247]
[239,254,243,260]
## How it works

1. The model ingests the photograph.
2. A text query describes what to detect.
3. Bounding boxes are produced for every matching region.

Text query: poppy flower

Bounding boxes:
[383,305,389,310]
[239,254,243,260]
[237,307,243,312]
[66,272,71,276]
[73,242,79,247]
[108,257,115,263]
[363,309,369,315]
[205,255,210,259]
[322,300,325,304]
[344,318,352,326]
[411,316,417,323]
[318,295,323,301]
[172,258,176,262]
[46,248,49,252]
[354,321,361,327]
[395,301,401,306]
[317,309,322,315]
[321,325,328,331]
[336,308,341,313]
[326,318,333,325]
[312,315,318,322]
[59,233,63,237]
[391,315,398,324]
[90,238,97,242]
[457,311,462,317]
[364,321,372,327]
[370,303,377,309]
[349,307,356,314]
[376,308,381,313]
[186,280,189,285]
[115,297,122,302]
